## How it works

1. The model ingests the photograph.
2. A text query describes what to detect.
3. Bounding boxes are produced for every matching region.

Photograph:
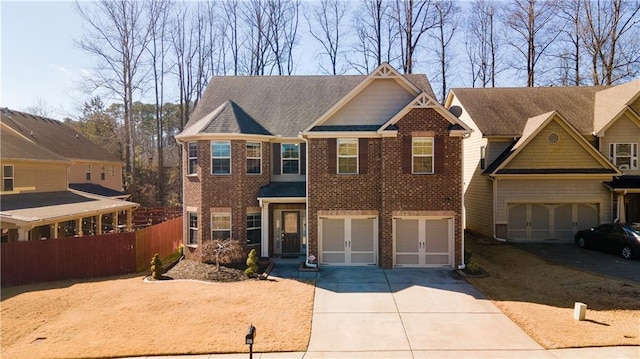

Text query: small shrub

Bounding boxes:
[150,253,163,280]
[178,244,184,256]
[245,249,259,276]
[201,239,244,271]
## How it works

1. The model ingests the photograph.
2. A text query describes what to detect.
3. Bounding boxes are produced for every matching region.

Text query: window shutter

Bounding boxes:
[300,143,306,175]
[273,143,281,175]
[434,136,445,174]
[328,138,337,174]
[359,138,368,174]
[402,136,412,174]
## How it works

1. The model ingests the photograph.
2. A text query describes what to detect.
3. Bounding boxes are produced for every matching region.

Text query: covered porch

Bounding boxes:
[606,176,640,223]
[257,182,307,259]
[0,190,139,242]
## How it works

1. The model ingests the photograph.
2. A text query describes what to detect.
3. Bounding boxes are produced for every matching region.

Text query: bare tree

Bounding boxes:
[582,0,640,85]
[550,0,584,86]
[465,0,501,87]
[503,0,561,86]
[393,0,438,74]
[24,97,54,117]
[351,0,399,74]
[306,0,348,75]
[429,0,458,103]
[76,0,153,195]
[265,0,300,75]
[147,0,172,205]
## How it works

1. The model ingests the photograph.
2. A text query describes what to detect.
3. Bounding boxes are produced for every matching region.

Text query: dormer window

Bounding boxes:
[610,143,638,170]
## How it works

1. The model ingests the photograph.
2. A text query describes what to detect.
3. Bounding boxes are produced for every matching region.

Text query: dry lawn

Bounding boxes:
[1,274,315,359]
[465,236,640,349]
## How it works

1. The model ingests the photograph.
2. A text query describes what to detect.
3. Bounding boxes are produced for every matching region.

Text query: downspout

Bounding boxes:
[491,175,507,242]
[298,133,316,268]
[457,133,468,270]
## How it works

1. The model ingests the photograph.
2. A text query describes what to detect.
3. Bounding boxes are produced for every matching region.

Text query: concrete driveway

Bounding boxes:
[514,243,640,283]
[305,267,550,358]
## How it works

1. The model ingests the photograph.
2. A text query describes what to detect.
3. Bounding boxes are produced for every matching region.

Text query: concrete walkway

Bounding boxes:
[125,264,639,359]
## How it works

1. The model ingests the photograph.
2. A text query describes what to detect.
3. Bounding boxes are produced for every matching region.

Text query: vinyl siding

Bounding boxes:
[451,96,493,236]
[323,79,415,126]
[495,179,612,224]
[506,121,602,169]
[599,113,640,175]
[7,161,67,193]
[631,97,640,114]
[68,161,123,191]
[487,140,512,164]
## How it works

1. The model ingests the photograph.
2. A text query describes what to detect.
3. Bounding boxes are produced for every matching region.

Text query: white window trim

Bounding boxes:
[109,165,115,177]
[211,213,232,240]
[187,211,198,246]
[480,145,486,170]
[281,143,300,175]
[337,139,359,174]
[3,164,14,192]
[412,137,434,174]
[188,142,198,176]
[211,141,231,175]
[246,141,262,175]
[610,143,638,170]
[246,212,261,245]
[101,166,106,181]
[86,164,92,180]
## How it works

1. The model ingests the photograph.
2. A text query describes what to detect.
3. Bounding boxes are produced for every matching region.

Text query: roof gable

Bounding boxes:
[593,78,640,135]
[489,111,620,175]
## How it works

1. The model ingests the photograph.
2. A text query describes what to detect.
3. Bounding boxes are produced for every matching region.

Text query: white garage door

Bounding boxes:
[319,217,377,265]
[508,203,598,241]
[394,217,452,267]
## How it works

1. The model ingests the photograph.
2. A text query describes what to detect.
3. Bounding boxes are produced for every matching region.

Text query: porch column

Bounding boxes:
[53,222,59,239]
[126,209,133,232]
[112,212,118,233]
[261,202,270,258]
[617,192,626,223]
[75,218,82,236]
[17,228,28,241]
[97,214,103,235]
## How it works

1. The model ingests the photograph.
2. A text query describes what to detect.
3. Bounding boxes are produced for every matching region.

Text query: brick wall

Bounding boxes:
[183,139,270,260]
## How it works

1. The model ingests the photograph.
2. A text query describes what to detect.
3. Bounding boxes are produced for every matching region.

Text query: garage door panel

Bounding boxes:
[576,204,598,230]
[351,253,374,264]
[323,253,345,263]
[396,219,419,252]
[322,219,345,251]
[425,219,449,252]
[426,254,449,265]
[351,218,374,251]
[395,254,419,265]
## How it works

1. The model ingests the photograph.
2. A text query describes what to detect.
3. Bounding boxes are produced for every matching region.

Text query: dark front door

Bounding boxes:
[282,211,300,254]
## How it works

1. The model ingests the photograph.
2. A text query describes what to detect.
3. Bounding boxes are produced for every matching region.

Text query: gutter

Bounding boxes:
[297,132,317,268]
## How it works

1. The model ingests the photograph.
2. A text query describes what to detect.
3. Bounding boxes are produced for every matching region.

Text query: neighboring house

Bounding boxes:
[175,63,471,269]
[0,108,138,242]
[446,79,640,242]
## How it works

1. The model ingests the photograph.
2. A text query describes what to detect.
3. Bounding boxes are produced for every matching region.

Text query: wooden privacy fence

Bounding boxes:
[1,217,182,287]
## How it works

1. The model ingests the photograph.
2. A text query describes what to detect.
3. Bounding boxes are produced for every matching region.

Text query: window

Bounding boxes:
[211,141,231,174]
[412,137,434,174]
[610,143,638,170]
[281,143,299,174]
[246,213,261,245]
[212,213,231,240]
[188,142,198,175]
[246,142,262,174]
[101,166,106,180]
[3,165,14,191]
[188,211,198,245]
[86,164,92,180]
[337,139,358,174]
[480,146,486,170]
[109,165,115,177]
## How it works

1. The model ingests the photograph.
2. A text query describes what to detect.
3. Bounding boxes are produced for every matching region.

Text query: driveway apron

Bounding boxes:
[305,267,549,358]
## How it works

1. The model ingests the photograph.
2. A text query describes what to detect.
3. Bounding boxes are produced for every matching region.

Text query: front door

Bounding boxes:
[281,211,300,254]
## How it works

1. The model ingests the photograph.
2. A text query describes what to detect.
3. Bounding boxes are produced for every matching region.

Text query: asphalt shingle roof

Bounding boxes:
[186,73,434,137]
[451,86,605,136]
[1,130,68,162]
[69,183,127,198]
[258,182,306,198]
[0,108,121,162]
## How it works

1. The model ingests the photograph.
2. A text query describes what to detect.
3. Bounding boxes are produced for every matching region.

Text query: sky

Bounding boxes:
[1,1,93,119]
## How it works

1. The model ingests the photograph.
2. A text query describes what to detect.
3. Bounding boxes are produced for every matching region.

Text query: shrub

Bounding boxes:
[201,239,244,271]
[245,249,259,276]
[150,253,163,280]
[178,244,184,256]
